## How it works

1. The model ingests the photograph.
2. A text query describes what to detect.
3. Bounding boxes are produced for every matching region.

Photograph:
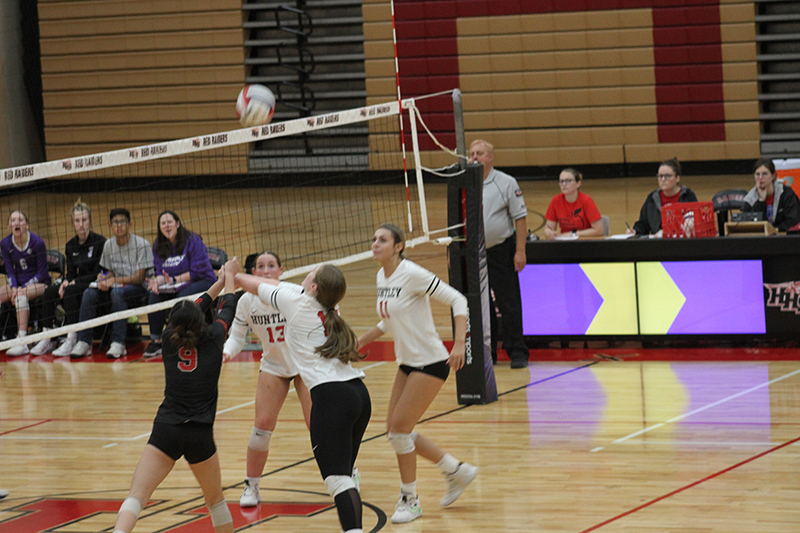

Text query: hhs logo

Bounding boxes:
[764,281,800,314]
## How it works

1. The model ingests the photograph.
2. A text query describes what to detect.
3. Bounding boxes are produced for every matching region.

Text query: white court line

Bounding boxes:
[590,440,800,453]
[611,367,800,445]
[614,440,800,447]
[1,361,389,446]
[0,436,145,441]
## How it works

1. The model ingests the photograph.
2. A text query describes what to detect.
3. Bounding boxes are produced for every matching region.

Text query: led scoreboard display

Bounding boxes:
[519,237,800,340]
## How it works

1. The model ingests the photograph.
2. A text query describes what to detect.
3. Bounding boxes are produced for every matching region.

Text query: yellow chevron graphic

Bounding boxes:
[637,262,685,334]
[582,263,638,335]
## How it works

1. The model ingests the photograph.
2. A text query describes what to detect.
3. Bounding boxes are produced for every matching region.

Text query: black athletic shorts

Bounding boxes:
[148,421,216,464]
[399,360,450,381]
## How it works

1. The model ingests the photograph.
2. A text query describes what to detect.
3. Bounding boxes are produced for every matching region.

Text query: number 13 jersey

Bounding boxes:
[224,284,300,378]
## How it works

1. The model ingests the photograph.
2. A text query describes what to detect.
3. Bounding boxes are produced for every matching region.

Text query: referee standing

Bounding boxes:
[469,140,530,369]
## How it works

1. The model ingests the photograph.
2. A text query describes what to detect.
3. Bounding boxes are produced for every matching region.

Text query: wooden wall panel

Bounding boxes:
[364,1,760,168]
[38,0,246,170]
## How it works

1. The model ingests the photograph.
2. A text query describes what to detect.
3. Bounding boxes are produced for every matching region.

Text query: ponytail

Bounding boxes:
[316,309,364,363]
[313,264,364,363]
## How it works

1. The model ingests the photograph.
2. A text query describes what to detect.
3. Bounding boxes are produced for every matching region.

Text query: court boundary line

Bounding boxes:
[579,434,800,533]
[611,367,800,444]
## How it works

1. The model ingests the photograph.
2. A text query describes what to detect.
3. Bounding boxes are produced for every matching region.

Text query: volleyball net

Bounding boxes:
[0,90,465,353]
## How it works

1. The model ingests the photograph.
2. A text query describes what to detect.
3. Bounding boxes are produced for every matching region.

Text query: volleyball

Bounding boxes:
[236,84,276,127]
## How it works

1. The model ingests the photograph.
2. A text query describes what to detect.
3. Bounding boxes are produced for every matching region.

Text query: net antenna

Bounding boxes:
[389,0,414,234]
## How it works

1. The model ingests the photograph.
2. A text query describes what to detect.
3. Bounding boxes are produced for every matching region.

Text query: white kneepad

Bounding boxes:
[209,500,233,527]
[248,427,272,452]
[324,475,356,497]
[14,294,28,312]
[118,496,142,519]
[387,431,418,455]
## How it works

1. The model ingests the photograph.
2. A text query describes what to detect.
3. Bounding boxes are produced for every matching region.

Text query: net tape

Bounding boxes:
[1,101,400,187]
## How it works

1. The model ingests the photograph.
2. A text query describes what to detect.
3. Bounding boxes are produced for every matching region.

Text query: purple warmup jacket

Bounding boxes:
[153,233,216,283]
[0,232,50,288]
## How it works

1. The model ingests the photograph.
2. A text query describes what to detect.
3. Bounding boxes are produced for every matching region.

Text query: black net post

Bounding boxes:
[447,162,497,405]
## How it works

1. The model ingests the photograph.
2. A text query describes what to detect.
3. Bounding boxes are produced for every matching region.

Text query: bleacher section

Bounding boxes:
[363,0,762,169]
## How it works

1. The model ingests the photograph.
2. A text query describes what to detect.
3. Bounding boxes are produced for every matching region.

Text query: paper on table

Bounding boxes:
[554,233,579,241]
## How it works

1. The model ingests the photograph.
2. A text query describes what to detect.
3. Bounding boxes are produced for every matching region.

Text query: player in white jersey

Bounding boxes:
[357,223,478,524]
[235,264,370,533]
[223,251,312,507]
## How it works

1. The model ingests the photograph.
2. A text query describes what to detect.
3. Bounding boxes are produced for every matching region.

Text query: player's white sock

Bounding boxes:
[400,481,416,497]
[436,453,460,475]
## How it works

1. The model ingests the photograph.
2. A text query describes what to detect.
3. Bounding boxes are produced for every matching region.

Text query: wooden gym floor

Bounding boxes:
[2,242,800,532]
[2,347,800,532]
[2,174,799,532]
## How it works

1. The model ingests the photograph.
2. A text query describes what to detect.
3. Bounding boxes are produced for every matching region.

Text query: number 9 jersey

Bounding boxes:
[157,292,236,425]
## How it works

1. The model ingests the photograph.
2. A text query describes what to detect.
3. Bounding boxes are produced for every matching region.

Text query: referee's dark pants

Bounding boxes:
[486,234,529,364]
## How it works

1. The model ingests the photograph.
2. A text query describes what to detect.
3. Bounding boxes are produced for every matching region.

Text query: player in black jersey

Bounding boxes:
[113,257,239,533]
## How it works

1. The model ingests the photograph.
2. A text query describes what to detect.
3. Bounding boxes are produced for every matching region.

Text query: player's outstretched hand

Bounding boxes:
[224,257,240,277]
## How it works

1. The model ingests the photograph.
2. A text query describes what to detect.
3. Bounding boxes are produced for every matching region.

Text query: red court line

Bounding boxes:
[6,345,800,363]
[0,419,52,436]
[579,434,800,532]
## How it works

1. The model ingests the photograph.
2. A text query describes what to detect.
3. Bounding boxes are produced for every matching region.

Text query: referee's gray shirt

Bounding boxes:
[482,168,527,248]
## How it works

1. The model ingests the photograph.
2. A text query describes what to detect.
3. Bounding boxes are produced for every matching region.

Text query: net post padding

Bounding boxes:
[447,163,497,405]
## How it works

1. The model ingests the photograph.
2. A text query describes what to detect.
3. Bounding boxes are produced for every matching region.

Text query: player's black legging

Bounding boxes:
[310,378,371,531]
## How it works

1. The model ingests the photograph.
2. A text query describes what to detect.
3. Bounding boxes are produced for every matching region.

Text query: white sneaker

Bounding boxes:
[70,340,92,358]
[7,341,30,357]
[440,462,478,507]
[106,342,127,359]
[52,338,76,357]
[391,493,422,523]
[0,488,8,499]
[240,480,260,507]
[352,466,361,492]
[31,337,57,355]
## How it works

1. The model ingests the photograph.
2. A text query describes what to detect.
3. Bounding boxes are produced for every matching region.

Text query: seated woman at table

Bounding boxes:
[742,158,800,232]
[144,210,216,358]
[627,158,697,237]
[543,168,604,240]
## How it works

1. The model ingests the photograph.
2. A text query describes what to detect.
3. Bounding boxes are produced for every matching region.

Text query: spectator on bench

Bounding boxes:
[143,210,216,358]
[70,208,153,359]
[32,202,106,356]
[1,210,51,357]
